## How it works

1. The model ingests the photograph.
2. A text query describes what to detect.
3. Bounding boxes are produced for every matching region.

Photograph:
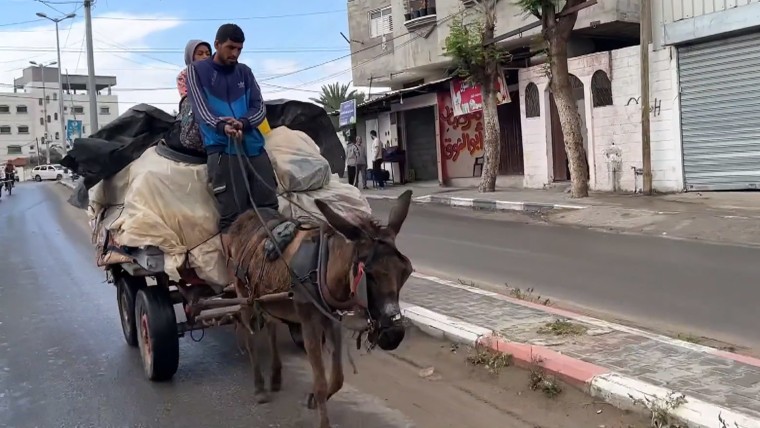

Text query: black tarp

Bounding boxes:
[62,99,346,209]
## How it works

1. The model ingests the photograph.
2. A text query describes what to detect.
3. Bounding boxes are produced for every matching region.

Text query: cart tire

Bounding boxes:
[135,287,179,381]
[116,275,145,347]
[287,322,306,353]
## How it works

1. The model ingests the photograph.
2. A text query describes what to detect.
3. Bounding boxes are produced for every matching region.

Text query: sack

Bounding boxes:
[278,174,372,221]
[178,96,205,155]
[265,126,332,192]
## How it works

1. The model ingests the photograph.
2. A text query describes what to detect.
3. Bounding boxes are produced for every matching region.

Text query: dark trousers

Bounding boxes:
[372,159,385,187]
[207,151,279,232]
[346,165,357,187]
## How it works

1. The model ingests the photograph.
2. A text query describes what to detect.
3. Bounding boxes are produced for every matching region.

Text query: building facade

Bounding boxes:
[0,66,119,165]
[652,0,760,191]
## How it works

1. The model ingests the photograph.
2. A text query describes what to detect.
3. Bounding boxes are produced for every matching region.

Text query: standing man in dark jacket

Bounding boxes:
[187,23,279,251]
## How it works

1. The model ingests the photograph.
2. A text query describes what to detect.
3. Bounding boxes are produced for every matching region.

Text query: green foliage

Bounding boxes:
[514,0,559,17]
[309,82,365,113]
[443,14,506,84]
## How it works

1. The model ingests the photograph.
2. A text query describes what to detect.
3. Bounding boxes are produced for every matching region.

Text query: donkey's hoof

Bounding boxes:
[305,393,317,409]
[254,391,271,404]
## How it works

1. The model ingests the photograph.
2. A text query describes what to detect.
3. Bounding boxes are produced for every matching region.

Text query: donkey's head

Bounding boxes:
[315,190,413,351]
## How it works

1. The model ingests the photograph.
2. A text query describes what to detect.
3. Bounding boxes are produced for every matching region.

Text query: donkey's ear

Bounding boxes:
[388,190,412,235]
[315,199,364,241]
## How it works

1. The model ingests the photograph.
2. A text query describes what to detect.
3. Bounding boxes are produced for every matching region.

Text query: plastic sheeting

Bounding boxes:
[89,147,229,289]
[279,175,372,222]
[267,126,331,192]
[63,100,346,210]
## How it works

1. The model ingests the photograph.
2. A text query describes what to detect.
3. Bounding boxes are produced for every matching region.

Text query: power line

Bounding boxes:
[0,19,44,28]
[93,10,347,22]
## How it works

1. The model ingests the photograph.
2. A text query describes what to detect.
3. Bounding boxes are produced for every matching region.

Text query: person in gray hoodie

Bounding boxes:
[176,39,211,98]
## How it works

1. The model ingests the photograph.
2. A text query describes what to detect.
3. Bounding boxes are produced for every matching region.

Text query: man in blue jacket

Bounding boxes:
[187,23,279,246]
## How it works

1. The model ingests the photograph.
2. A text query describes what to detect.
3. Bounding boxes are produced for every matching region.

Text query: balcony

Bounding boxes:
[404,0,437,30]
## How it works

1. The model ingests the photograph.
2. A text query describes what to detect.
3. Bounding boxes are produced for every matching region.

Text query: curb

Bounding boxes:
[58,180,76,190]
[401,278,760,428]
[363,192,587,212]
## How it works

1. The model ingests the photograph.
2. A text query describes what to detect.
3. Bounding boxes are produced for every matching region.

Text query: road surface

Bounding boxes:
[0,183,645,428]
[370,198,760,351]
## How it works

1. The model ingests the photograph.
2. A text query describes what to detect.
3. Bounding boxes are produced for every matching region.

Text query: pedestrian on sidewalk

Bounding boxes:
[371,130,385,189]
[355,136,368,189]
[345,137,360,187]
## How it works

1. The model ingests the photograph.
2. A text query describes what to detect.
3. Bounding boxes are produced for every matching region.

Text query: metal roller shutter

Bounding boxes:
[678,31,760,191]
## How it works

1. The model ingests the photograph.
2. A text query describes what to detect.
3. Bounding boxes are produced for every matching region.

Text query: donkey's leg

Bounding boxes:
[298,307,330,428]
[240,305,270,404]
[323,318,344,402]
[268,323,282,392]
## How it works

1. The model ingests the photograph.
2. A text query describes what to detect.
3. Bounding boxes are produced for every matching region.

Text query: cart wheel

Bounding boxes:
[116,275,145,347]
[135,287,179,381]
[287,322,306,353]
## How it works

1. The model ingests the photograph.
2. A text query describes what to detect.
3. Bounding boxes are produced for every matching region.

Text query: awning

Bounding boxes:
[327,76,453,117]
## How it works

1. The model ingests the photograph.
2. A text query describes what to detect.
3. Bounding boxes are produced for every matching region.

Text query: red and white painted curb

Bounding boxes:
[402,272,760,428]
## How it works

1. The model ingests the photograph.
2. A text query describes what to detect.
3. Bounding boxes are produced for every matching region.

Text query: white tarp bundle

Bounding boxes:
[88,126,371,288]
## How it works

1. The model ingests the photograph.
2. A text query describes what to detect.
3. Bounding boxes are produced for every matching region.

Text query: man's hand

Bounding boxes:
[221,117,244,130]
[224,123,242,140]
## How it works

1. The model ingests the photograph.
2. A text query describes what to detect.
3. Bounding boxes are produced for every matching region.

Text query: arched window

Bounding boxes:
[525,83,540,118]
[54,112,58,121]
[55,132,60,140]
[591,70,613,107]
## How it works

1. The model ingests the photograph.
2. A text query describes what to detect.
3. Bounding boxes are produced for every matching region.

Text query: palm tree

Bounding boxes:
[309,82,365,130]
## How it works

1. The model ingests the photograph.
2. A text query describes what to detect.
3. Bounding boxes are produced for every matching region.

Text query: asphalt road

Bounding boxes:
[370,198,760,350]
[0,183,648,428]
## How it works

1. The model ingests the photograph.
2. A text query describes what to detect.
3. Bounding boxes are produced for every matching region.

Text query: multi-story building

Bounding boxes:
[346,0,644,189]
[0,66,118,165]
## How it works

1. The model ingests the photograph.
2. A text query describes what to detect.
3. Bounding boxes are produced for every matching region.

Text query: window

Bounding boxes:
[0,105,9,114]
[38,98,43,106]
[53,93,58,101]
[369,7,393,38]
[47,115,51,123]
[72,106,84,114]
[16,105,27,114]
[39,118,44,126]
[99,106,110,115]
[525,83,540,118]
[18,126,29,134]
[64,106,68,112]
[82,125,86,134]
[55,132,60,140]
[54,112,58,121]
[0,126,10,134]
[591,70,613,107]
[7,145,21,155]
[45,95,50,103]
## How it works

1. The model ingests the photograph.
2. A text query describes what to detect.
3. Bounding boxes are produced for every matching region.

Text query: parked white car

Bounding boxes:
[31,164,66,181]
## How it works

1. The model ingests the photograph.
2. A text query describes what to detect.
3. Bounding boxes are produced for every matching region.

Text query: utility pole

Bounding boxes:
[36,12,76,156]
[640,0,652,195]
[30,61,56,164]
[84,0,99,133]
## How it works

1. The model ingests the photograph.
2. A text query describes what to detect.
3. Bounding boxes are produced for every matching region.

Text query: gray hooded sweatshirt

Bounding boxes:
[178,40,211,98]
[184,39,210,65]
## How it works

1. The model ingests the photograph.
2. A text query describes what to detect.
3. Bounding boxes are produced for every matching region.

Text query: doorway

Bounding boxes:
[497,90,524,175]
[549,75,586,182]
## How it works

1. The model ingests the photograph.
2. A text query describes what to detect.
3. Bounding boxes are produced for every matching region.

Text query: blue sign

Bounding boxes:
[338,99,357,128]
[66,119,82,144]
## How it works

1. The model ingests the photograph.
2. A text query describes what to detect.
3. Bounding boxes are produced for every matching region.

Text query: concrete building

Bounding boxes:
[652,0,760,191]
[0,66,118,164]
[346,0,644,188]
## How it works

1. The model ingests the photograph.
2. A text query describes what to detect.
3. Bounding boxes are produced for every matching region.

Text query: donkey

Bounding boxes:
[225,190,414,428]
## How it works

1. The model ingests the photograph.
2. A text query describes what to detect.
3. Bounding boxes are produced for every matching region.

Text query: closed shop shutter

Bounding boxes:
[404,106,438,181]
[678,31,760,190]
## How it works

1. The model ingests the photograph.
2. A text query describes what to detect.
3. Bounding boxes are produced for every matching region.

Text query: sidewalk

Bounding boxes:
[401,273,760,428]
[363,181,760,246]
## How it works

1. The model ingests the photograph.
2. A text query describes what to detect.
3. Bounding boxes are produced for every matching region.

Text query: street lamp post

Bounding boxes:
[29,60,57,164]
[36,12,76,156]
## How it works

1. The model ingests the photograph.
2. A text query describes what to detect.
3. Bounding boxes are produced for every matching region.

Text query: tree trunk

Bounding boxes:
[548,32,589,198]
[478,78,501,193]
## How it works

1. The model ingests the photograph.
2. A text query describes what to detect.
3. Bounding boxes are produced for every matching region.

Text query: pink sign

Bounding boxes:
[449,72,511,117]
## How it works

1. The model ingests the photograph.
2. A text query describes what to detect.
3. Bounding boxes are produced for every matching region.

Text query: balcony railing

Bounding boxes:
[404,0,437,29]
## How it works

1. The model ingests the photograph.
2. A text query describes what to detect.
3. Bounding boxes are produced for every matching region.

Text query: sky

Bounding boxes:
[0,0,369,115]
